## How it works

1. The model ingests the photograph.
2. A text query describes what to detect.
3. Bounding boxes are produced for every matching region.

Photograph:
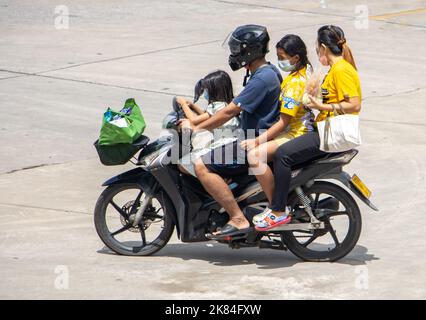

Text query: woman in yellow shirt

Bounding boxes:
[240,34,314,220]
[254,25,362,231]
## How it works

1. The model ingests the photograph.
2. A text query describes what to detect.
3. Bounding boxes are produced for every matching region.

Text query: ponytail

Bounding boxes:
[339,39,357,70]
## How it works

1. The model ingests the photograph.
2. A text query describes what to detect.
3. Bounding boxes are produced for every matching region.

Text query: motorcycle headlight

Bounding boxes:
[139,136,174,169]
[139,149,160,168]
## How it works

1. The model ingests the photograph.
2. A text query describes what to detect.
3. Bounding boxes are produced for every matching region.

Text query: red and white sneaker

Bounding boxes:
[255,211,291,231]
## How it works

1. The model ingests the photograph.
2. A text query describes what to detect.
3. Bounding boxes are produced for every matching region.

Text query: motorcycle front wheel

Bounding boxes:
[94,183,174,256]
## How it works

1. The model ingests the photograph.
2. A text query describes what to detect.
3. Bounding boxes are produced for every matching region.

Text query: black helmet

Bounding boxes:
[227,24,270,71]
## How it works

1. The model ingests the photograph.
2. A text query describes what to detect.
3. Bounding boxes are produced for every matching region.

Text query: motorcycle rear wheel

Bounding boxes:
[282,181,362,262]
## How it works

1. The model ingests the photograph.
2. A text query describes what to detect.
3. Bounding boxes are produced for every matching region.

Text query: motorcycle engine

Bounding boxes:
[207,210,229,234]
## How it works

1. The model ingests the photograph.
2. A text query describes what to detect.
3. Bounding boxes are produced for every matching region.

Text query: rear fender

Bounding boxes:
[324,171,379,211]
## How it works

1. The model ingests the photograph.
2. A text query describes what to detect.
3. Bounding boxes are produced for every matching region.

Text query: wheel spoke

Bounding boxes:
[140,224,147,246]
[144,213,164,220]
[109,200,129,220]
[130,190,144,215]
[111,224,132,236]
[327,221,340,247]
[327,211,348,218]
[303,235,318,247]
[312,193,320,209]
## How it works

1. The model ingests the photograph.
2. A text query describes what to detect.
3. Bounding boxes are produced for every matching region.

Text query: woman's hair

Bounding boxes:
[317,25,357,70]
[193,70,234,104]
[276,34,311,72]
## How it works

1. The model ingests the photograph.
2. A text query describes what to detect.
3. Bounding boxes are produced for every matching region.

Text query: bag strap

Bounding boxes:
[323,117,331,152]
[243,68,250,87]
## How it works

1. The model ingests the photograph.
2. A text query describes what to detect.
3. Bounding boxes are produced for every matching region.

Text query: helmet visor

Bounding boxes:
[227,35,242,55]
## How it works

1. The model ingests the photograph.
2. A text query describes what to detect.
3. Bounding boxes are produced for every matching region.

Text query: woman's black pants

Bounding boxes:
[270,131,327,211]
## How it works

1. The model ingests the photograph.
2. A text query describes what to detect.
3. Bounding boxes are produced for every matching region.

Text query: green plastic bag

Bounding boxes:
[98,98,146,146]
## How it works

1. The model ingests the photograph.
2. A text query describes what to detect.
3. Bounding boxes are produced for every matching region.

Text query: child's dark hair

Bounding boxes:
[317,25,357,70]
[276,34,311,72]
[193,70,234,104]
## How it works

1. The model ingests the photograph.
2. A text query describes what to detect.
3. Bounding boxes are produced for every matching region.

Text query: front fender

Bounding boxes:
[102,167,154,190]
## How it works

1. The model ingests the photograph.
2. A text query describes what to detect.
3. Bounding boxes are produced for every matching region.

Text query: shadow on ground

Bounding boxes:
[97,242,379,269]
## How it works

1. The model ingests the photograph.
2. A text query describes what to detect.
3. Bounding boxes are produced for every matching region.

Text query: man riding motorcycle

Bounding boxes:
[179,24,283,238]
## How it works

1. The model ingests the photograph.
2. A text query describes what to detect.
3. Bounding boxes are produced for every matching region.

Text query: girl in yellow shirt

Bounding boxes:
[254,25,362,231]
[240,34,314,214]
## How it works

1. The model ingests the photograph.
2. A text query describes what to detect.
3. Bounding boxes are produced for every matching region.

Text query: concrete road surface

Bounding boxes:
[1,0,426,299]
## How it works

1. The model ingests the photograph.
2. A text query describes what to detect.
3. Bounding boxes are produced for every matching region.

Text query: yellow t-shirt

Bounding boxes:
[279,66,314,137]
[317,58,362,122]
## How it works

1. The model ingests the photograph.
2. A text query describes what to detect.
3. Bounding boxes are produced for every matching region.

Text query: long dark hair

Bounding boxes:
[317,25,357,70]
[276,34,311,73]
[193,70,234,104]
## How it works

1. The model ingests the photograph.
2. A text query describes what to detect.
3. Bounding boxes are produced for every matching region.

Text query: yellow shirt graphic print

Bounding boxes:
[279,66,314,137]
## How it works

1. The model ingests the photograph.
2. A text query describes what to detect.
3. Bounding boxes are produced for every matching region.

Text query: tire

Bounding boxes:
[94,183,174,256]
[282,181,362,262]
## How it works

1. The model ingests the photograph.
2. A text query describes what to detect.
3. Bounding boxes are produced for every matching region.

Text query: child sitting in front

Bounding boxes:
[177,70,240,176]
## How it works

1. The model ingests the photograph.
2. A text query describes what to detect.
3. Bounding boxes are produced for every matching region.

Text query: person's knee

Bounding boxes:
[194,161,209,179]
[247,149,259,167]
[248,147,268,167]
[177,164,190,175]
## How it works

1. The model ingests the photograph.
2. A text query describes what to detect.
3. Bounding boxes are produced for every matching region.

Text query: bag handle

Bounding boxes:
[323,116,331,152]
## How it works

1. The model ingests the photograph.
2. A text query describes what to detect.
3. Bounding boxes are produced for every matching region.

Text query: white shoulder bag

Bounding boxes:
[316,112,362,153]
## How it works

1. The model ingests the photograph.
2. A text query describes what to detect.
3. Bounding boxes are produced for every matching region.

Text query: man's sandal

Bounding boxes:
[205,224,251,240]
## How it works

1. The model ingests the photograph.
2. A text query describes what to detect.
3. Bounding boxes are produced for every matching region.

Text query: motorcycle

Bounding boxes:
[94,98,378,262]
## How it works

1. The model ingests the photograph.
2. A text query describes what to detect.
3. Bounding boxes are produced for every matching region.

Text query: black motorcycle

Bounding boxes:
[94,98,378,262]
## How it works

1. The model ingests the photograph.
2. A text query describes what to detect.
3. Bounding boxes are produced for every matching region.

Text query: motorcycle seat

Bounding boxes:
[292,149,357,170]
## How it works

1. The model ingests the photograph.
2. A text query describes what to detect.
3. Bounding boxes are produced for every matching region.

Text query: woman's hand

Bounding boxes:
[240,138,258,151]
[307,94,327,110]
[306,73,320,97]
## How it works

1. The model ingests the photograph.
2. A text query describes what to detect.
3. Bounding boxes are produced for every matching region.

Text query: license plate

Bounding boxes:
[351,174,372,199]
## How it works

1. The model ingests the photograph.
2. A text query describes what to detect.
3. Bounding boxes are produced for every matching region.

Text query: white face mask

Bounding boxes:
[277,59,295,72]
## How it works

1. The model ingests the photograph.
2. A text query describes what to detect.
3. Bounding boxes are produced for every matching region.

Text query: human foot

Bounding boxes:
[252,207,271,225]
[212,218,250,236]
[254,211,291,231]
